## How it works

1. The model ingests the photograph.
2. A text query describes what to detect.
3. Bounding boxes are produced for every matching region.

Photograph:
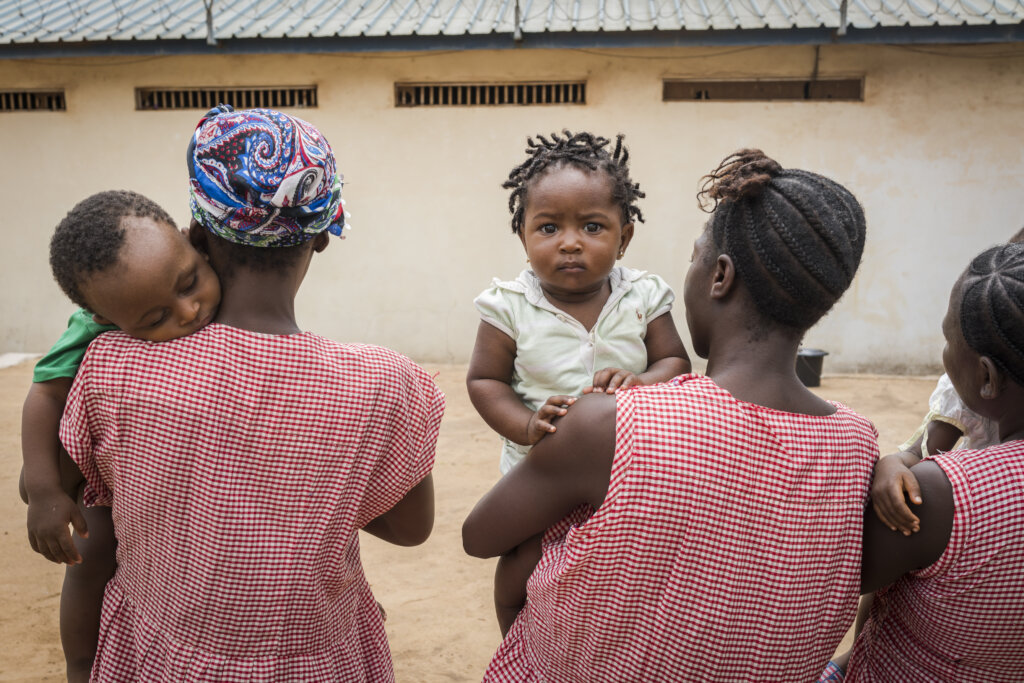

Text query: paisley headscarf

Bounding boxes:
[187,105,346,247]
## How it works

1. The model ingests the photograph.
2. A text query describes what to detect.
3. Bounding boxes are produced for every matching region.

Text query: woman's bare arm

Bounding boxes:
[362,474,434,547]
[861,460,954,594]
[463,393,616,558]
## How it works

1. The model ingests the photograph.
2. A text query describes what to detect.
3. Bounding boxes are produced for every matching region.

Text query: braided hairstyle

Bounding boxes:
[50,190,177,311]
[958,242,1024,386]
[697,149,866,330]
[503,131,644,234]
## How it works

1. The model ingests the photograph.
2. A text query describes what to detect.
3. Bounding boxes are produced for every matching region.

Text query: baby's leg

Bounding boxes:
[59,452,116,683]
[493,533,543,637]
[61,504,115,683]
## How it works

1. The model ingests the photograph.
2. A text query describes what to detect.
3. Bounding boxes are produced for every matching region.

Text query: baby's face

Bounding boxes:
[80,216,221,342]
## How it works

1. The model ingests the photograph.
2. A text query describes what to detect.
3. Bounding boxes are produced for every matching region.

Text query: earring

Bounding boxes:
[617,251,624,259]
[526,258,531,264]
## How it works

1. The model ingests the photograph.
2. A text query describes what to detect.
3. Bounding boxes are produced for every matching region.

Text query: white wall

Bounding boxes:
[2,44,1022,371]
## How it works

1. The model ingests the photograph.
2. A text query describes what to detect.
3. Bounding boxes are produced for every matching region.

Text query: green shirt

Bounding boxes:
[33,309,117,383]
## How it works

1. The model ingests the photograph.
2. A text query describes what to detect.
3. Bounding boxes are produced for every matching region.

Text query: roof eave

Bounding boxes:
[1,24,1022,60]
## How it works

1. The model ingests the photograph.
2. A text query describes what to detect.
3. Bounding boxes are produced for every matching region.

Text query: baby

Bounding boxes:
[21,190,220,681]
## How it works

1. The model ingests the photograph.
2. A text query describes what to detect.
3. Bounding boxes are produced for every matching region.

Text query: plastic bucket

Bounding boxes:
[796,348,829,387]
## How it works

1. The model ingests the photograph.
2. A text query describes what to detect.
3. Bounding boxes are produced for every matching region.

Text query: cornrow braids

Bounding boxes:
[697,149,866,330]
[959,242,1024,387]
[50,190,177,311]
[503,130,645,234]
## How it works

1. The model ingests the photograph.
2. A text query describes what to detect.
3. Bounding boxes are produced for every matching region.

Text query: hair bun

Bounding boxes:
[698,149,782,212]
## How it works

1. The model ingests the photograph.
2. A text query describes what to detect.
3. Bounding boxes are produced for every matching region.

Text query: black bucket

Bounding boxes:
[796,348,829,387]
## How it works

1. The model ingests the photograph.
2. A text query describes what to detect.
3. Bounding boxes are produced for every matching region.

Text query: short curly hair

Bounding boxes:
[50,190,177,311]
[503,130,644,235]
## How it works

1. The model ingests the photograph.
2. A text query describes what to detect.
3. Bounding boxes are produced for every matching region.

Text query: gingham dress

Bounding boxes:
[484,374,879,682]
[60,324,445,682]
[846,441,1024,682]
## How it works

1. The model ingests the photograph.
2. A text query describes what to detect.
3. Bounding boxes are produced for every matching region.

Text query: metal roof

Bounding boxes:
[0,0,1021,51]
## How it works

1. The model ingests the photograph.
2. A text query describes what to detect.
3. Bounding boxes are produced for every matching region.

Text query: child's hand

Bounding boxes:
[26,490,87,565]
[871,452,923,535]
[586,367,641,395]
[526,395,576,445]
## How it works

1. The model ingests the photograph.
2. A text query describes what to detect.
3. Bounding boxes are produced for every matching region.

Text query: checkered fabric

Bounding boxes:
[60,324,445,682]
[484,373,879,682]
[846,441,1024,682]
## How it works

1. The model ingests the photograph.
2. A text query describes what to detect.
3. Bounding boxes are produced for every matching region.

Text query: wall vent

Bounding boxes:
[395,81,586,107]
[1,90,66,112]
[136,86,318,111]
[663,79,863,102]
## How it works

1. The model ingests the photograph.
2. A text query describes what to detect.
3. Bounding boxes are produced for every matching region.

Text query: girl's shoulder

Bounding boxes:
[473,270,547,336]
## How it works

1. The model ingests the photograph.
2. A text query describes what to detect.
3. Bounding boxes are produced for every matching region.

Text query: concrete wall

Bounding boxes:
[2,44,1023,371]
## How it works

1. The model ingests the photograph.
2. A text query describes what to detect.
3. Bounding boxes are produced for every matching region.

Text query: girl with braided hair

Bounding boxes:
[467,131,691,635]
[869,224,1024,538]
[465,149,878,681]
[824,226,1024,681]
[839,243,1024,682]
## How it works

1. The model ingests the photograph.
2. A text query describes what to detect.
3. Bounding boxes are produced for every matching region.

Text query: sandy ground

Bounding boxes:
[0,359,939,682]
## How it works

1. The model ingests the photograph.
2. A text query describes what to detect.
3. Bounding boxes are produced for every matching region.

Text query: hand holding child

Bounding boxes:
[871,451,924,535]
[27,490,87,565]
[526,395,577,444]
[585,367,641,394]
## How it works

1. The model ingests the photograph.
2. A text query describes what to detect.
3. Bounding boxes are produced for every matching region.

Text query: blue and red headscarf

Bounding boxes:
[187,105,346,247]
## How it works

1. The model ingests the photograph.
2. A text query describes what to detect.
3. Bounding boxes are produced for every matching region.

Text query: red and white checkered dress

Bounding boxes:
[846,441,1024,682]
[484,374,878,682]
[60,324,445,682]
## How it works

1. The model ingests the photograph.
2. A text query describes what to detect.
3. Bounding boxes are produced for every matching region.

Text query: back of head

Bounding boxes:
[503,130,644,234]
[698,149,866,331]
[50,190,176,310]
[959,242,1024,386]
[187,104,346,271]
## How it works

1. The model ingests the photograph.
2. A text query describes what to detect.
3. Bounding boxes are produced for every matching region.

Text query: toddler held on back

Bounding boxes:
[466,131,691,634]
[21,191,221,682]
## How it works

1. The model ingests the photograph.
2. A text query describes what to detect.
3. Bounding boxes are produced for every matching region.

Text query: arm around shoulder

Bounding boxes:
[861,459,954,594]
[462,392,617,558]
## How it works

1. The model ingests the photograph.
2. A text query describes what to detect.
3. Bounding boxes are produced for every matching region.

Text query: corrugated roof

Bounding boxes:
[0,0,1021,46]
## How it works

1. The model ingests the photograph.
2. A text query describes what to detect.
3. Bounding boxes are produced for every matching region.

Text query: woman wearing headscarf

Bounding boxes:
[60,106,445,681]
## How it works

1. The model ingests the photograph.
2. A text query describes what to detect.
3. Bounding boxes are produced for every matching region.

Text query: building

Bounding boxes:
[2,0,1022,371]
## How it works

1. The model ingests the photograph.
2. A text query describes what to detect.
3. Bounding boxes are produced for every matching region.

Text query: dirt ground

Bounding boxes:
[0,358,939,682]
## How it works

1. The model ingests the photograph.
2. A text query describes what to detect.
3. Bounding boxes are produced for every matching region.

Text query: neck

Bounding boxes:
[995,382,1024,443]
[214,277,301,335]
[705,318,832,416]
[207,247,312,336]
[539,277,611,307]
